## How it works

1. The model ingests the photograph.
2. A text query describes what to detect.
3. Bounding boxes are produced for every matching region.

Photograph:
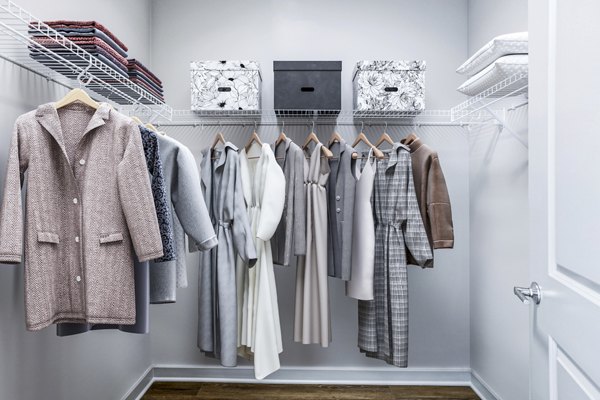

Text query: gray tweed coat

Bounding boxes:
[0,102,163,331]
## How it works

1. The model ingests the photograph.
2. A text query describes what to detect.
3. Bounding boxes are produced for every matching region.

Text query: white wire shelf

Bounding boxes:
[122,109,474,127]
[451,72,528,122]
[0,0,173,121]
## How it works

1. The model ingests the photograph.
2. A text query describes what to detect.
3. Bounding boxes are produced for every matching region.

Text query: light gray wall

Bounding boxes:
[0,1,153,399]
[468,0,528,54]
[147,0,472,373]
[467,1,529,399]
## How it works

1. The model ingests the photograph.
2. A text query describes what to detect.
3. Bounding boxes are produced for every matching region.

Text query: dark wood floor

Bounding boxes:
[142,382,480,400]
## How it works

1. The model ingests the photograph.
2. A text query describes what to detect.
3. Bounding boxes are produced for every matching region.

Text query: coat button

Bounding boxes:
[73,198,78,204]
[75,236,79,243]
[336,196,341,201]
[75,275,81,282]
[79,159,86,165]
[336,208,341,213]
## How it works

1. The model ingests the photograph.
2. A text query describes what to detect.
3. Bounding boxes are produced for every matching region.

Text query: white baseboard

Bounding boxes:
[471,370,502,400]
[122,366,153,400]
[122,365,499,400]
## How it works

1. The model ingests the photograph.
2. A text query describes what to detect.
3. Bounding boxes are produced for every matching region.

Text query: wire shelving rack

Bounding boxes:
[0,0,173,121]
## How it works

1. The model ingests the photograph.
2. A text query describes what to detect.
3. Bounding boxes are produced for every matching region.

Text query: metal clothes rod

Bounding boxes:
[155,122,473,127]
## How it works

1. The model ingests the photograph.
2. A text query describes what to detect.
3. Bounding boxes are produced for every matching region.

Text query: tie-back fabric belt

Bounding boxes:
[218,220,231,228]
[378,220,407,230]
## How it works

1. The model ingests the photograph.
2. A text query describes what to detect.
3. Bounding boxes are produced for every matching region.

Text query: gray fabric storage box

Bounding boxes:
[273,61,342,112]
[191,60,261,111]
[353,60,426,112]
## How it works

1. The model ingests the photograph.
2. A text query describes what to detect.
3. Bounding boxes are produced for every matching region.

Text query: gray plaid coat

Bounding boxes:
[0,102,163,331]
[358,143,432,367]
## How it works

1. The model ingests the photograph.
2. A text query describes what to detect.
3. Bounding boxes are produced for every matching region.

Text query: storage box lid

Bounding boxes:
[274,61,342,71]
[191,60,260,72]
[355,60,426,71]
[353,60,426,81]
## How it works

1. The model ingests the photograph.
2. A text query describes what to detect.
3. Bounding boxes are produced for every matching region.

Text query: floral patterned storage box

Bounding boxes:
[191,60,261,111]
[353,60,426,112]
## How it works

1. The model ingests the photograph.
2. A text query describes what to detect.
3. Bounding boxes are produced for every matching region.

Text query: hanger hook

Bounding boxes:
[281,120,285,132]
[254,120,258,132]
[360,121,364,133]
[311,121,315,132]
[384,121,388,133]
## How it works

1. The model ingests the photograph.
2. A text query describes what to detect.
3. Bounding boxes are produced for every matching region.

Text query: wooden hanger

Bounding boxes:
[245,122,262,152]
[302,122,333,159]
[375,132,394,148]
[329,129,358,159]
[375,122,394,149]
[328,130,344,146]
[145,122,166,136]
[131,116,143,125]
[212,132,226,149]
[55,88,99,110]
[145,123,158,132]
[210,131,226,159]
[275,121,287,147]
[352,132,385,159]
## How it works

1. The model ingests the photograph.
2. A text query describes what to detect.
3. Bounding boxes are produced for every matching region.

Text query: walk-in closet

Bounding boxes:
[0,1,598,399]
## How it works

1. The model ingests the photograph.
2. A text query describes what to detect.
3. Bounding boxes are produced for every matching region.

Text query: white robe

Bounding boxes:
[236,143,285,379]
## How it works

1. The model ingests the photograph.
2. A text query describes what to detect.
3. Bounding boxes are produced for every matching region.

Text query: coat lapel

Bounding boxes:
[81,103,110,138]
[35,103,69,164]
[215,141,238,170]
[35,102,110,166]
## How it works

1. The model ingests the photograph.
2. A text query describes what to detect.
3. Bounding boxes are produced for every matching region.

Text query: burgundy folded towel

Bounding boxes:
[130,77,164,100]
[33,36,128,67]
[128,65,163,87]
[127,59,162,85]
[42,20,128,52]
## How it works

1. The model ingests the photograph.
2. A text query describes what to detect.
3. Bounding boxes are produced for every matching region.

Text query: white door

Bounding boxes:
[526,0,600,399]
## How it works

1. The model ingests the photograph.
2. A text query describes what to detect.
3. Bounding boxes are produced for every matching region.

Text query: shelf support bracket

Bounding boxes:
[483,105,528,149]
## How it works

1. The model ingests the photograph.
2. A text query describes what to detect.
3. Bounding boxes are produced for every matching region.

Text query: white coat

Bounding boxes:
[236,143,286,380]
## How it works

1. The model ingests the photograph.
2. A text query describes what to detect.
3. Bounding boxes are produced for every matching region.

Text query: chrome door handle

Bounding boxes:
[514,282,542,305]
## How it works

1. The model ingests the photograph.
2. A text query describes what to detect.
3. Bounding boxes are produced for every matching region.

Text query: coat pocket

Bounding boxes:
[37,231,60,244]
[99,232,124,244]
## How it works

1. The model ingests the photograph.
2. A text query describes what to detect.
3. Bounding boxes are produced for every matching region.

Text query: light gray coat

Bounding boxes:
[197,142,257,367]
[271,138,306,266]
[327,140,357,280]
[0,102,163,330]
[150,135,217,303]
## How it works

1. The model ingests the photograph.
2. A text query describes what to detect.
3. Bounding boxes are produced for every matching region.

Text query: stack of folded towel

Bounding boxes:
[29,20,164,102]
[456,32,528,96]
[127,59,164,101]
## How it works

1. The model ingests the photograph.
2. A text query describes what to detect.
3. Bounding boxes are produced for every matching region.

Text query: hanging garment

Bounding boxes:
[0,102,163,330]
[400,133,454,267]
[346,149,377,300]
[271,138,306,267]
[236,143,286,379]
[326,140,357,280]
[197,142,257,367]
[358,143,432,367]
[57,125,173,336]
[149,134,217,304]
[294,143,331,347]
